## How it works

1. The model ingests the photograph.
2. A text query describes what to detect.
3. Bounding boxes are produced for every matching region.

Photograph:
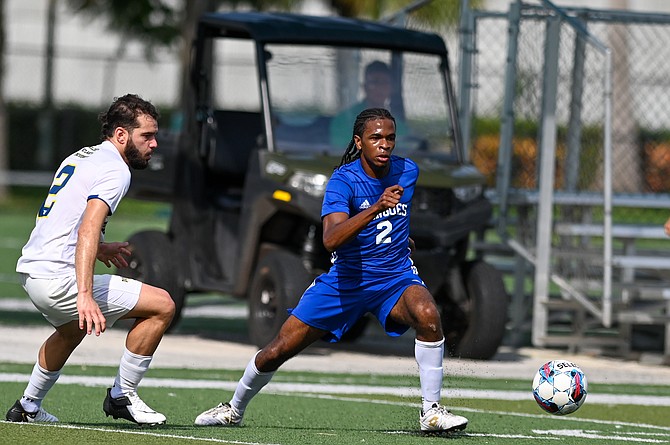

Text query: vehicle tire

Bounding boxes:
[443,260,508,360]
[116,230,185,331]
[248,250,314,348]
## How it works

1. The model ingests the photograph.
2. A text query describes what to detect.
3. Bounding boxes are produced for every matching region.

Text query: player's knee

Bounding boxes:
[416,305,442,333]
[155,288,176,322]
[414,300,440,323]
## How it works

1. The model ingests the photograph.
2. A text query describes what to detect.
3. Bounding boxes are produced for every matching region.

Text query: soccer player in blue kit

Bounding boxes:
[194,108,468,433]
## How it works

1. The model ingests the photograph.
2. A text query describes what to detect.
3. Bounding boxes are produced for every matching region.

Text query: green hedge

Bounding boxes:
[8,102,176,171]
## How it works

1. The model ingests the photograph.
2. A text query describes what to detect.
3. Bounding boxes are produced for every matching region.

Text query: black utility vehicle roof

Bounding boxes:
[199,11,448,55]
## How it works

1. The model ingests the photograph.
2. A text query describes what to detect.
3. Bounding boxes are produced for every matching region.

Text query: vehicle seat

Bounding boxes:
[207,110,264,184]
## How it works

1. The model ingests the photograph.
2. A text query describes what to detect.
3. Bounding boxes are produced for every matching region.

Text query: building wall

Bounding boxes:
[4,0,670,107]
[3,0,330,108]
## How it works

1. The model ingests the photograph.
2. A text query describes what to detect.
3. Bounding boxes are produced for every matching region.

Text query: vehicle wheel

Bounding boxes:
[248,250,314,348]
[442,260,508,360]
[116,230,185,331]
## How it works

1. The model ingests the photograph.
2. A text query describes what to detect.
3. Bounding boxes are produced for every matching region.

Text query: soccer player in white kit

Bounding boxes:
[6,94,175,426]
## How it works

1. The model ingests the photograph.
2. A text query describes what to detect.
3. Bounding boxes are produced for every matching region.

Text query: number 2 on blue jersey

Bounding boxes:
[38,164,75,217]
[376,221,392,244]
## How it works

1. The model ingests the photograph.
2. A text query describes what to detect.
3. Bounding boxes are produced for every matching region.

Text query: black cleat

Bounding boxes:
[6,399,58,422]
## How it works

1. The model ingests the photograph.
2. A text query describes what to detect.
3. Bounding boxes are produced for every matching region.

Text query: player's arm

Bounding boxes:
[75,198,110,336]
[322,184,404,252]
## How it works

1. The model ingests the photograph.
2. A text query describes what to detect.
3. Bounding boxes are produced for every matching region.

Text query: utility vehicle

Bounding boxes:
[120,11,508,359]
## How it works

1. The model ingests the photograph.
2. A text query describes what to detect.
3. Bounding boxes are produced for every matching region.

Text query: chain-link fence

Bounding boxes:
[475,2,670,202]
[403,0,670,353]
[405,1,670,198]
[472,1,670,353]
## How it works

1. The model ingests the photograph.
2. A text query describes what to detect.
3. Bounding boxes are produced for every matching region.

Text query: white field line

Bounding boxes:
[301,394,670,442]
[0,274,20,286]
[0,239,24,249]
[2,385,670,443]
[0,421,280,445]
[0,298,248,318]
[0,298,34,310]
[297,393,670,433]
[2,372,670,408]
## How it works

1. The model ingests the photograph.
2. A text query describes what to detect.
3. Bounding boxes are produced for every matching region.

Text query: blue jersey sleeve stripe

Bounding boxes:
[87,195,112,215]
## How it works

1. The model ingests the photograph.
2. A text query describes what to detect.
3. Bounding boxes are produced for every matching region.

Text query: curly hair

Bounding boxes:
[98,94,160,141]
[338,107,395,168]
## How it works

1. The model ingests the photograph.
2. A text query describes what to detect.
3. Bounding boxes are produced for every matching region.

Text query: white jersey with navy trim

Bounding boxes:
[16,141,130,278]
[322,155,417,276]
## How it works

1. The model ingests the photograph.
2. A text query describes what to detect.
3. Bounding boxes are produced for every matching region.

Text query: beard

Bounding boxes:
[125,139,149,170]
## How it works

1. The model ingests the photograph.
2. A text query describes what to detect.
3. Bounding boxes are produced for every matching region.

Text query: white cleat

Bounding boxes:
[419,403,468,433]
[103,388,166,426]
[194,402,243,426]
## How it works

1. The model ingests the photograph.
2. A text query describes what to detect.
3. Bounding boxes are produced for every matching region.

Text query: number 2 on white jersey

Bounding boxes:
[376,220,392,244]
[38,164,75,218]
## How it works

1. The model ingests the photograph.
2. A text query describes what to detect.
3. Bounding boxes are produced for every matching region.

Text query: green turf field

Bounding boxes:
[1,363,670,444]
[0,188,170,300]
[2,191,670,444]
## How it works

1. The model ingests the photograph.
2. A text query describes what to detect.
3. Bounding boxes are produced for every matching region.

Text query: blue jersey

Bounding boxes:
[322,155,418,276]
[291,155,423,341]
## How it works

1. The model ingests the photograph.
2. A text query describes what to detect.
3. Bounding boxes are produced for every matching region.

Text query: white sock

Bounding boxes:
[415,338,445,413]
[21,363,61,412]
[230,352,275,414]
[111,348,152,398]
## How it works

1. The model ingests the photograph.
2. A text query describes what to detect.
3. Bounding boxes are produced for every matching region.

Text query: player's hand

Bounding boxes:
[376,185,404,211]
[664,217,670,237]
[77,293,106,336]
[97,242,131,269]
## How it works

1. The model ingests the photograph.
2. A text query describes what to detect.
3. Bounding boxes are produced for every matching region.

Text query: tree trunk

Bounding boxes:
[0,0,7,202]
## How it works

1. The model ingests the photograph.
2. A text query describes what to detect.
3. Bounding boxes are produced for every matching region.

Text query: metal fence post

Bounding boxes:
[565,13,587,192]
[495,0,522,236]
[458,0,475,161]
[532,13,561,348]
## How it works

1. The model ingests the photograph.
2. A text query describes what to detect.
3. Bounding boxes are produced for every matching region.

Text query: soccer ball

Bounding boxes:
[532,359,588,415]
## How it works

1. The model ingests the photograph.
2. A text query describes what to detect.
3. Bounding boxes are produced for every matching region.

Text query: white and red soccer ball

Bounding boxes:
[532,359,588,415]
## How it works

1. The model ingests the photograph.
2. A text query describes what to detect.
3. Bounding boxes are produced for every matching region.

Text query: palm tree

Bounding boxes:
[330,0,461,24]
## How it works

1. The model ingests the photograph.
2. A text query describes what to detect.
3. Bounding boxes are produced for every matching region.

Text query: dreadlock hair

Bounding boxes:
[337,107,396,168]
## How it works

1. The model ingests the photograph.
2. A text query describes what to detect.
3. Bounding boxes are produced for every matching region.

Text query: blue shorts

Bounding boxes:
[289,268,426,343]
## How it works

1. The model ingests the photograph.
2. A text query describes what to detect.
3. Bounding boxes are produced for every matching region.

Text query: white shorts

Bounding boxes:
[19,273,142,327]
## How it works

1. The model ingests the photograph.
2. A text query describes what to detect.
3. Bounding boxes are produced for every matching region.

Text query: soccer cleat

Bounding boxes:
[103,388,166,426]
[194,402,243,426]
[419,403,468,433]
[6,399,59,423]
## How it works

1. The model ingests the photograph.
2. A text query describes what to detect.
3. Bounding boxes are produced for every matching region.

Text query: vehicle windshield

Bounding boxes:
[265,45,457,159]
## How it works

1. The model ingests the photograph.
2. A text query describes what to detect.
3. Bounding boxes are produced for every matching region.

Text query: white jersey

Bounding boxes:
[16,141,130,278]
